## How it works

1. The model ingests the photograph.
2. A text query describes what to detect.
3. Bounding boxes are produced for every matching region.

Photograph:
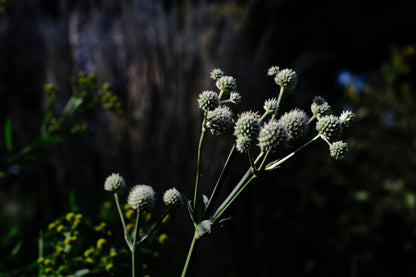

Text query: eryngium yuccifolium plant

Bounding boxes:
[278,109,309,140]
[316,115,343,142]
[274,68,297,89]
[210,68,224,80]
[104,173,126,192]
[258,120,289,153]
[229,92,242,104]
[216,76,237,95]
[235,135,252,153]
[198,90,220,111]
[128,185,156,212]
[206,106,234,135]
[234,111,261,140]
[329,141,349,160]
[311,96,332,118]
[263,98,278,114]
[163,187,183,208]
[339,110,356,127]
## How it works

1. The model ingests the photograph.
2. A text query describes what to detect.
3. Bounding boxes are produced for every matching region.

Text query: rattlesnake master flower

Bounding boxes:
[278,109,309,140]
[206,106,234,135]
[235,135,252,153]
[274,68,297,89]
[163,187,183,208]
[311,96,331,118]
[210,68,224,80]
[263,98,278,114]
[128,185,156,212]
[198,90,220,111]
[216,76,237,95]
[316,115,343,142]
[104,173,126,192]
[339,110,356,127]
[229,92,242,104]
[267,66,280,76]
[329,141,349,160]
[258,120,289,152]
[234,111,261,140]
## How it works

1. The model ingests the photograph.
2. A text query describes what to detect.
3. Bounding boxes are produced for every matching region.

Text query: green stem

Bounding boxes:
[271,86,285,121]
[131,211,141,277]
[212,175,257,224]
[181,232,198,277]
[114,193,132,248]
[139,209,170,244]
[266,134,321,171]
[193,113,207,211]
[204,144,236,217]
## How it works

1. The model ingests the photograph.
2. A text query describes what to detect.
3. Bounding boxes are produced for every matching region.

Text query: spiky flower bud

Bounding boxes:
[267,66,280,76]
[274,68,297,89]
[206,106,234,135]
[329,141,349,160]
[104,173,126,192]
[278,109,309,140]
[229,92,242,104]
[339,110,356,127]
[216,76,237,95]
[210,68,224,80]
[163,187,183,208]
[128,185,155,212]
[311,96,331,118]
[235,135,252,153]
[316,115,343,142]
[263,98,278,114]
[234,111,261,140]
[258,120,289,152]
[198,90,220,111]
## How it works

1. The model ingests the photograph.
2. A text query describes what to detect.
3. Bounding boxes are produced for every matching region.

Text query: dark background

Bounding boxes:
[1,0,416,276]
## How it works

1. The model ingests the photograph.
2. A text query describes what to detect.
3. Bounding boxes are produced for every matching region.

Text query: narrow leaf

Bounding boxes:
[186,200,197,226]
[202,194,209,209]
[195,220,211,239]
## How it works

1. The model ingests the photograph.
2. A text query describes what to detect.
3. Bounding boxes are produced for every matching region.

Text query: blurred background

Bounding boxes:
[1,0,416,276]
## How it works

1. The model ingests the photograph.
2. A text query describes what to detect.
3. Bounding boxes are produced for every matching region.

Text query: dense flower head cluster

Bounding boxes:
[235,135,252,153]
[210,68,224,80]
[163,187,183,208]
[206,106,234,135]
[263,98,278,114]
[127,185,156,212]
[311,96,331,118]
[198,90,220,111]
[339,110,356,127]
[278,109,309,140]
[216,76,237,95]
[274,68,297,89]
[316,115,343,142]
[329,141,349,160]
[234,111,261,139]
[104,173,126,192]
[229,92,242,104]
[258,120,289,152]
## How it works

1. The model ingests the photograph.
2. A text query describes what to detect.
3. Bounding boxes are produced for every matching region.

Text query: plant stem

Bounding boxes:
[131,211,141,277]
[204,144,236,217]
[139,209,170,244]
[114,193,132,248]
[193,113,207,211]
[181,232,198,277]
[271,86,285,121]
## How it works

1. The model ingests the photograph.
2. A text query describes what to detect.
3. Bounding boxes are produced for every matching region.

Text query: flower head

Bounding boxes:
[258,120,289,152]
[128,185,156,212]
[216,76,237,95]
[206,106,234,135]
[210,68,224,80]
[198,90,219,111]
[311,96,331,118]
[267,66,280,76]
[229,92,242,104]
[278,109,309,140]
[263,98,278,114]
[274,68,297,89]
[234,111,261,140]
[163,187,183,208]
[316,115,343,142]
[235,135,252,153]
[329,141,349,160]
[339,110,356,127]
[104,173,126,192]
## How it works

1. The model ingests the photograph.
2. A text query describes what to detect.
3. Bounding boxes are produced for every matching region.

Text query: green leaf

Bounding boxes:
[186,200,197,226]
[41,135,63,145]
[202,194,209,209]
[195,220,211,239]
[4,117,13,152]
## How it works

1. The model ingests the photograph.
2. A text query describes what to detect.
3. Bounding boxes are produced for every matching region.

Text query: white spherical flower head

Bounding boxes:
[339,110,356,127]
[163,187,183,208]
[104,173,126,192]
[274,68,297,89]
[128,185,156,212]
